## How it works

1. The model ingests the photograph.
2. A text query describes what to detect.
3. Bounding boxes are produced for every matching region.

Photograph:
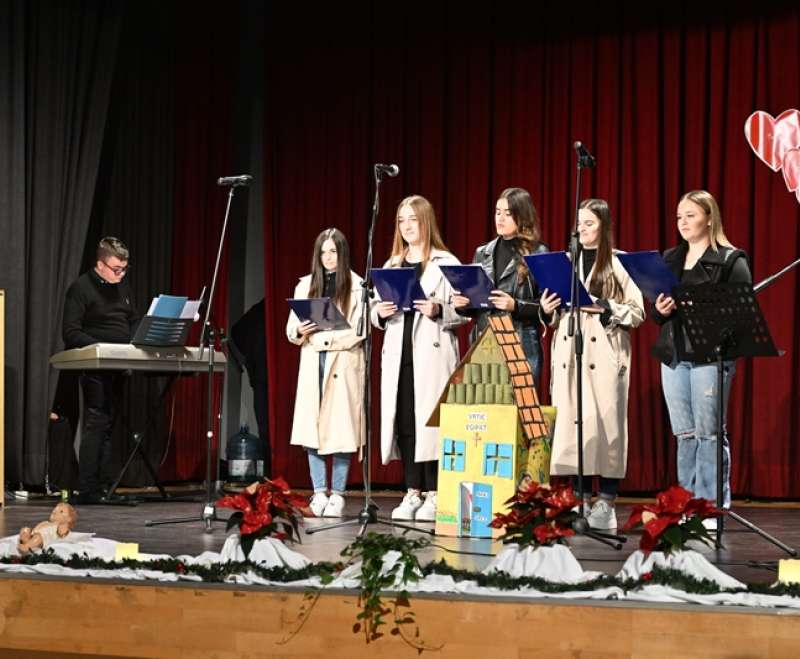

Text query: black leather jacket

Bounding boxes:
[459,237,549,341]
[651,242,751,365]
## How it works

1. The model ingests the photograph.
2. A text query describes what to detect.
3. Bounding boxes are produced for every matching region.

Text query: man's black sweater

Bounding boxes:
[62,269,140,349]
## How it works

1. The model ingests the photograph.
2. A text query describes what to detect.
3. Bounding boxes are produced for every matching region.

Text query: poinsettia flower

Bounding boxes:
[655,486,693,514]
[217,493,254,513]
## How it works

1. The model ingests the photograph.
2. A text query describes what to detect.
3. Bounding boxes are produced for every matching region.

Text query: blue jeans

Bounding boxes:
[519,325,543,389]
[310,350,350,494]
[661,360,736,507]
[307,449,351,494]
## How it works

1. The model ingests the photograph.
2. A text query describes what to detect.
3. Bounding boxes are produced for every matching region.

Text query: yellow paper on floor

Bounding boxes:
[778,559,800,584]
[115,542,140,561]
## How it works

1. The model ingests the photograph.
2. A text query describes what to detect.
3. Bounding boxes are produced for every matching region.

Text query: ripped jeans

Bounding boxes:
[661,360,736,508]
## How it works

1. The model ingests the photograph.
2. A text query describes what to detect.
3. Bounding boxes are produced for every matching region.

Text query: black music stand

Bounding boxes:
[105,314,195,502]
[674,281,796,556]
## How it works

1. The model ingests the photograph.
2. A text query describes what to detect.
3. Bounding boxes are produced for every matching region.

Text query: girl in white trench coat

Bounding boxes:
[286,228,365,518]
[540,199,644,531]
[371,195,466,522]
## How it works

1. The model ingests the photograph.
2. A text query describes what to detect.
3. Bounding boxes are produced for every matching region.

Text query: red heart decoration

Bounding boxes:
[783,148,800,193]
[744,109,800,172]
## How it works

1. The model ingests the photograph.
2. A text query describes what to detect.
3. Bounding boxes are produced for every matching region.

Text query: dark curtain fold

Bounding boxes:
[81,0,177,486]
[0,0,123,485]
[167,5,238,481]
[263,4,800,496]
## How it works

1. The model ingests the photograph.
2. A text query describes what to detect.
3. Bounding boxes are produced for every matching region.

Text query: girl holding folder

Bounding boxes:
[452,187,548,385]
[371,195,466,521]
[286,228,365,518]
[651,190,751,518]
[540,199,644,530]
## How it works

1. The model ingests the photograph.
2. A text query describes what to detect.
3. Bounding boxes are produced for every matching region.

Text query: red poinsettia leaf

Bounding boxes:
[655,486,692,514]
[640,530,658,553]
[622,506,644,531]
[217,493,254,513]
[269,476,291,492]
[642,514,676,540]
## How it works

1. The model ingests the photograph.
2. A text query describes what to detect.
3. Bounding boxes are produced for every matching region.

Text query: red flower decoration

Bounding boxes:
[217,477,307,557]
[623,485,722,554]
[490,482,577,548]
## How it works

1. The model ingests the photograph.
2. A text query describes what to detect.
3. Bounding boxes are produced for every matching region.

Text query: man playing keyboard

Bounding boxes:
[62,237,139,504]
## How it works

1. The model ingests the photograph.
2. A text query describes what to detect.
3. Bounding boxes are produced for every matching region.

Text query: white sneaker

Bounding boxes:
[391,490,423,520]
[702,516,718,533]
[587,499,617,530]
[571,500,593,517]
[415,492,437,522]
[322,493,345,517]
[309,492,329,517]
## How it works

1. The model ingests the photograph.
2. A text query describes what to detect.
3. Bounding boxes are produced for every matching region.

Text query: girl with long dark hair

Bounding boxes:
[540,199,644,529]
[453,187,549,385]
[287,228,365,517]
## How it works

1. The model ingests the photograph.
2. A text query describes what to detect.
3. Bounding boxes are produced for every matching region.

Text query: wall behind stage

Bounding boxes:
[261,3,800,497]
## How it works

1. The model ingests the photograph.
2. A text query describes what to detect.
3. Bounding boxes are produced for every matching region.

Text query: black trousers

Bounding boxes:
[79,372,122,495]
[396,360,438,492]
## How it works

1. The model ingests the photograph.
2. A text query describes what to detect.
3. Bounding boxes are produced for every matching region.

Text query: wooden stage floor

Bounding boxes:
[2,492,800,658]
[2,490,799,582]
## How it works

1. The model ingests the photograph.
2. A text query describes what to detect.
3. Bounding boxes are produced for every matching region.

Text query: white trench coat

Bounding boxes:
[548,253,644,479]
[370,249,467,464]
[286,271,366,455]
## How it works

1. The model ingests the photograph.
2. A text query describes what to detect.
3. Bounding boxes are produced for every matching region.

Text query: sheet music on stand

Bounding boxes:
[674,282,779,360]
[132,295,201,347]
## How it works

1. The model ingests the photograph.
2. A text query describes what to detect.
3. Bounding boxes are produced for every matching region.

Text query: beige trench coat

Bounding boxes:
[370,249,467,464]
[548,253,644,478]
[286,272,365,455]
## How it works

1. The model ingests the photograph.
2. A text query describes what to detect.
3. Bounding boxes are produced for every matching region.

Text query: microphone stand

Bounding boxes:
[307,164,430,538]
[147,180,247,532]
[567,144,624,549]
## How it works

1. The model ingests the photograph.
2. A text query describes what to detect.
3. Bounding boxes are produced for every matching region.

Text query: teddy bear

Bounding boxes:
[17,502,78,555]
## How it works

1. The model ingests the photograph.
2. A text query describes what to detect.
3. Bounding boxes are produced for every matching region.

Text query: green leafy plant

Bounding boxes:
[340,532,442,653]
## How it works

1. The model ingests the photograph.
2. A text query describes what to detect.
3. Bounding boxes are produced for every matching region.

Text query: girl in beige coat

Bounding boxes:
[371,195,466,522]
[541,199,644,530]
[287,228,365,518]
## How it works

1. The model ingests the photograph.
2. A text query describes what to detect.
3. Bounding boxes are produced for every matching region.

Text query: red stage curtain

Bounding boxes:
[164,8,236,481]
[261,6,800,497]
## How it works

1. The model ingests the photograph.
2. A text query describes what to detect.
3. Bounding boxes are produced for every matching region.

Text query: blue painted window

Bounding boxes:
[442,439,466,472]
[483,443,513,479]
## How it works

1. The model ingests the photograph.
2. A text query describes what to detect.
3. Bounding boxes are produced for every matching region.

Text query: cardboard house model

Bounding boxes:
[427,315,556,538]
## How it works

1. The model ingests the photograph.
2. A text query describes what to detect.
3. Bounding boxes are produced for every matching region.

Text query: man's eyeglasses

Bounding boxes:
[103,261,129,276]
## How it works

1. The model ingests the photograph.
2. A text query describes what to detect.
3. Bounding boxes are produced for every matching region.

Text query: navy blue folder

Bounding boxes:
[523,252,593,308]
[616,251,679,303]
[438,264,496,309]
[370,267,427,312]
[287,298,351,331]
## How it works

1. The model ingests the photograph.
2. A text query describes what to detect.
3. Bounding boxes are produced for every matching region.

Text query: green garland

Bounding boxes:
[3,546,800,599]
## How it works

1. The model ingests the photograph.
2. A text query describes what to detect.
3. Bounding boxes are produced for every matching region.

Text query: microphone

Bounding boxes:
[573,141,596,168]
[217,174,253,187]
[374,163,399,177]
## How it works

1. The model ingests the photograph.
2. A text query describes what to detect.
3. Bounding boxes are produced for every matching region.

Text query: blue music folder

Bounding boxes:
[438,264,496,309]
[287,298,351,331]
[370,267,427,312]
[150,295,189,318]
[616,251,679,303]
[524,252,593,308]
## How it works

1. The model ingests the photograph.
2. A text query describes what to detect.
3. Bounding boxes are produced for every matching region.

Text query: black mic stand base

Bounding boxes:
[571,516,627,550]
[305,501,435,538]
[711,510,797,557]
